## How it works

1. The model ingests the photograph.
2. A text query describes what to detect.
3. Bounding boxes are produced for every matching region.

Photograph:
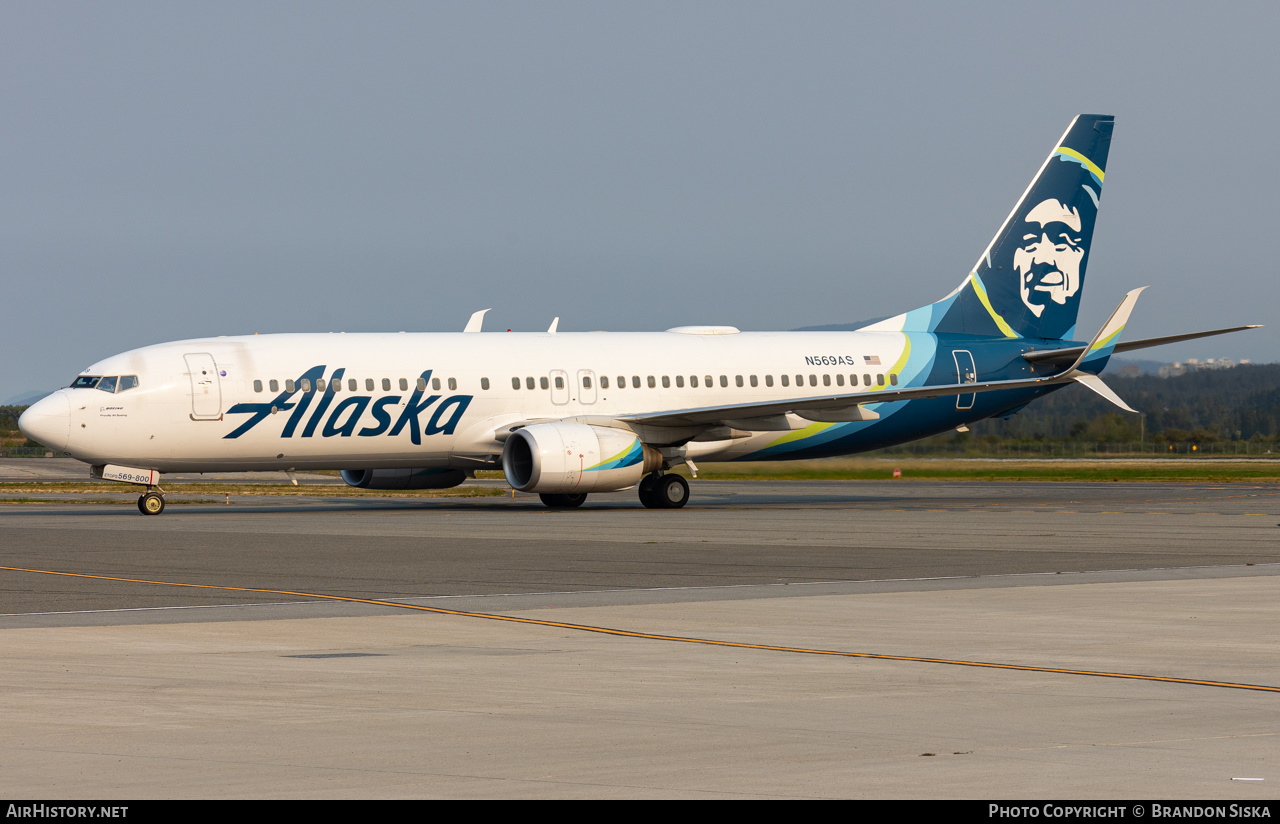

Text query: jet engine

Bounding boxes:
[502,422,661,494]
[340,468,468,490]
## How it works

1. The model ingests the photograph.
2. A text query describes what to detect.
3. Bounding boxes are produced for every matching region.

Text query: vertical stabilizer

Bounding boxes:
[866,115,1114,341]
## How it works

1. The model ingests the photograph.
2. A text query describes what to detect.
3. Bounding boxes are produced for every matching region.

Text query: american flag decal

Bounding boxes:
[864,355,881,365]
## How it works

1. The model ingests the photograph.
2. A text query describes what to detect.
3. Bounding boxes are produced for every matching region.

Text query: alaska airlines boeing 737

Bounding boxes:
[19,115,1258,514]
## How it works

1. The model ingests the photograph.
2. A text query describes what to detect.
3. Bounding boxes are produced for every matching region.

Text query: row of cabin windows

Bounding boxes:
[250,371,899,395]
[252,376,479,393]
[510,373,899,390]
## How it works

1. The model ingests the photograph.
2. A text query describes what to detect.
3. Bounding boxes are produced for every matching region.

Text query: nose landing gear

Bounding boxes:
[137,488,165,515]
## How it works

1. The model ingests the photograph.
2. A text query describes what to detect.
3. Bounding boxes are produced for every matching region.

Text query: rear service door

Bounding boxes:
[952,350,976,410]
[185,353,223,419]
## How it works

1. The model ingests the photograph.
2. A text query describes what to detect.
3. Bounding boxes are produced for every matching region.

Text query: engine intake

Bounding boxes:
[502,423,661,493]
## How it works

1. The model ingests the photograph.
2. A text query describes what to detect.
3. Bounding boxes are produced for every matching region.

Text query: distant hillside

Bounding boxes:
[975,363,1280,442]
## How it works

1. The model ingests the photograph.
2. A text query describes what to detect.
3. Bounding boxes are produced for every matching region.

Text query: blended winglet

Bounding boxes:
[1071,286,1145,374]
[463,308,491,333]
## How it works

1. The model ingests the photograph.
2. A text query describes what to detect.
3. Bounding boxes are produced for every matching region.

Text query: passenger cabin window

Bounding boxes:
[399,378,408,391]
[836,374,844,386]
[348,379,357,391]
[286,379,296,393]
[270,379,279,392]
[647,376,655,388]
[765,375,774,387]
[690,375,699,388]
[661,376,670,388]
[735,375,743,387]
[382,378,391,392]
[431,378,440,390]
[877,374,885,386]
[632,376,640,388]
[823,374,831,386]
[512,377,521,390]
[448,378,457,391]
[331,379,340,392]
[719,375,728,387]
[301,379,312,392]
[253,380,263,393]
[890,374,899,386]
[541,377,550,390]
[97,376,118,393]
[481,377,490,390]
[781,375,789,387]
[418,378,428,391]
[617,375,625,388]
[600,376,609,389]
[675,375,684,388]
[583,376,593,388]
[704,375,712,388]
[863,374,872,386]
[316,379,326,392]
[750,375,758,387]
[365,379,374,391]
[555,376,565,389]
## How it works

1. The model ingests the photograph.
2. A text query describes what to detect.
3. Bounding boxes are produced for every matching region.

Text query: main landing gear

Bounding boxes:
[638,472,689,509]
[137,488,165,516]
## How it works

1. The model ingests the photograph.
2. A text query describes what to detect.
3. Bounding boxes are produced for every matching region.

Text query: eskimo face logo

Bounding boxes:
[1014,198,1085,317]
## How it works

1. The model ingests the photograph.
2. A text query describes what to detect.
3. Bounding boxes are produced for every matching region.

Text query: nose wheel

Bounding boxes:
[137,490,166,515]
[638,473,689,509]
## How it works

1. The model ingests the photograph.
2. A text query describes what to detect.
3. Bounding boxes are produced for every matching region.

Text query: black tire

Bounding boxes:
[638,473,662,509]
[139,492,165,516]
[655,474,689,509]
[540,492,587,508]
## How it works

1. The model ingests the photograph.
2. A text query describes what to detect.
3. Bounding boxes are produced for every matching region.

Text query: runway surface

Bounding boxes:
[1,473,1278,797]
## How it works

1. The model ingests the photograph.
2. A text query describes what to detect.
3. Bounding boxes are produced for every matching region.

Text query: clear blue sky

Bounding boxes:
[3,1,1275,401]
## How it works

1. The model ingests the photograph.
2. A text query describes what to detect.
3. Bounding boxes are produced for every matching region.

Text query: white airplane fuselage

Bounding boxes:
[39,328,937,472]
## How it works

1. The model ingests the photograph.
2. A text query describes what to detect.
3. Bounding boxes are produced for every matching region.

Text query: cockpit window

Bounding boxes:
[97,376,118,393]
[71,376,101,389]
[118,375,139,392]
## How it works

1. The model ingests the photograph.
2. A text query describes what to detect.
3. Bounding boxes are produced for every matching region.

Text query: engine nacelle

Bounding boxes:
[502,422,662,493]
[340,468,468,490]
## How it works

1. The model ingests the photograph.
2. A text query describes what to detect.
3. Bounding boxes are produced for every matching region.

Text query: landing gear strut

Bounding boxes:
[638,472,689,509]
[137,488,165,516]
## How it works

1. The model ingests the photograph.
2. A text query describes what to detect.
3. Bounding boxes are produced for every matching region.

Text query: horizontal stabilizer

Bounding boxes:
[1071,372,1137,413]
[1024,324,1262,365]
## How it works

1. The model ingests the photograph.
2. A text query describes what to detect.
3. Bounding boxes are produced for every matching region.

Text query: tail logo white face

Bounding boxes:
[1014,198,1085,317]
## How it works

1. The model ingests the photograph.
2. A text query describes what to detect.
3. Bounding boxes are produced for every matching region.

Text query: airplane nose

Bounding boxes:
[18,391,70,452]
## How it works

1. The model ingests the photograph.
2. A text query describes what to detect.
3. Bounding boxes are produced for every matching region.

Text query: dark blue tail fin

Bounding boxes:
[870,115,1114,341]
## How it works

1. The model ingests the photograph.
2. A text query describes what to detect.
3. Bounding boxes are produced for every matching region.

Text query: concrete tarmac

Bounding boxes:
[1,473,1278,798]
